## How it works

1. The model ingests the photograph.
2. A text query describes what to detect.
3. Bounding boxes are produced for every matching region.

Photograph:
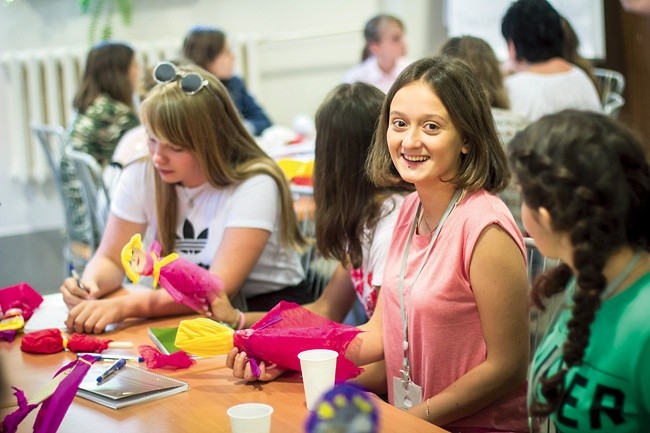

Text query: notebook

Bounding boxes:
[147,326,181,355]
[77,362,189,409]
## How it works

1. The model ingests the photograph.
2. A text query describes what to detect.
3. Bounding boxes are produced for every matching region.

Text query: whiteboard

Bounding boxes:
[445,0,605,61]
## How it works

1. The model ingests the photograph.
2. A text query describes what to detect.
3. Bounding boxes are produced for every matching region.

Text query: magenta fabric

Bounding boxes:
[138,344,195,370]
[0,282,43,321]
[381,190,529,432]
[140,241,224,312]
[233,301,362,381]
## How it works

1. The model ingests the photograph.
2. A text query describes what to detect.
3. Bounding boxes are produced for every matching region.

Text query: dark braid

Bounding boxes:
[508,110,650,416]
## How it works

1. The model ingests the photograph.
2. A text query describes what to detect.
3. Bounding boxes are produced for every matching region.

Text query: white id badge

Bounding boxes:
[392,376,422,410]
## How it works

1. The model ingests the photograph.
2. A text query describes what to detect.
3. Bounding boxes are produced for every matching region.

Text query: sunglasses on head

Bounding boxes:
[153,61,210,95]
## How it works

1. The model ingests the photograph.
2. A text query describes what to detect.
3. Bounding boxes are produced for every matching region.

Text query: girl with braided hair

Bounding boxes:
[508,109,650,432]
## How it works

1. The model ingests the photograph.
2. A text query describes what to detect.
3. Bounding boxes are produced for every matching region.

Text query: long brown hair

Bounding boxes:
[73,41,135,113]
[439,35,510,110]
[140,63,306,255]
[367,56,509,194]
[314,83,411,268]
[182,26,226,70]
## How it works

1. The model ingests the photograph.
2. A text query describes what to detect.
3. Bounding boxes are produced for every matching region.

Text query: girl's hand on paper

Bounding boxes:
[65,298,125,334]
[226,347,285,382]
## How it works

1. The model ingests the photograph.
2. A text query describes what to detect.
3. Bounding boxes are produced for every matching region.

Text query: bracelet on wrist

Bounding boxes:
[236,309,246,330]
[425,398,431,422]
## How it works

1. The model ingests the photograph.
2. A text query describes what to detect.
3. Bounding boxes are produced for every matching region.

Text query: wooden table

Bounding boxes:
[0,314,448,432]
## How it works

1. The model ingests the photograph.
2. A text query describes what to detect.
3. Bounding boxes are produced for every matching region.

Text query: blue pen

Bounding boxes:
[69,264,89,293]
[96,358,127,384]
[78,352,144,362]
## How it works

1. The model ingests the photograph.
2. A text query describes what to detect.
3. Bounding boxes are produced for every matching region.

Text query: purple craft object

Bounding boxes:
[32,355,96,433]
[1,388,39,433]
[1,355,96,433]
[0,330,17,342]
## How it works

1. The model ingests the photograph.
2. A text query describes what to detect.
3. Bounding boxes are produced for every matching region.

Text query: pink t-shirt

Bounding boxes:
[382,189,529,432]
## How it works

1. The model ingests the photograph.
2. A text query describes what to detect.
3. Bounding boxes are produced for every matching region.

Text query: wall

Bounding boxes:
[0,0,447,290]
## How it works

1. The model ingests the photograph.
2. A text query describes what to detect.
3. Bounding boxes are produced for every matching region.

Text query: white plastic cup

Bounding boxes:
[298,349,338,411]
[227,403,273,433]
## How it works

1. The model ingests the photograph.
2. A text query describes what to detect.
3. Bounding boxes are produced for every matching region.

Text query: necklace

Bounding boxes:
[179,184,201,208]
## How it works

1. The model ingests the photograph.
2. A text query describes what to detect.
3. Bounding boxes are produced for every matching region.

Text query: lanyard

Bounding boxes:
[397,189,462,383]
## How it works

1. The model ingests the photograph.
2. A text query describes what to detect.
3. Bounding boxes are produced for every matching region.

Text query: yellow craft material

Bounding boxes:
[175,317,234,357]
[0,308,25,331]
[277,158,314,181]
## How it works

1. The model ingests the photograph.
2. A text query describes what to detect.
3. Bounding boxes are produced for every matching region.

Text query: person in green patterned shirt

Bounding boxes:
[68,40,140,165]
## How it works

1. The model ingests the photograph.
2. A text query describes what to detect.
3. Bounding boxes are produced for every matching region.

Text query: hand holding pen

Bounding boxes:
[69,265,91,294]
[96,358,127,384]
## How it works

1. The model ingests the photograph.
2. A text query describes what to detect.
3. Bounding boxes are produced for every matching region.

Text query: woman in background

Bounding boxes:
[509,110,650,432]
[342,14,412,94]
[440,35,529,233]
[68,40,140,166]
[500,0,602,121]
[182,25,272,136]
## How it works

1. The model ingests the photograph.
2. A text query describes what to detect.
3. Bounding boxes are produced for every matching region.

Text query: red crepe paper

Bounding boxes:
[66,334,111,352]
[20,329,116,354]
[20,329,64,354]
[0,282,43,321]
[138,345,195,370]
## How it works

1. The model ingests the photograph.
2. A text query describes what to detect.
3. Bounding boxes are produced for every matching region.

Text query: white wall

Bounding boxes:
[0,0,447,240]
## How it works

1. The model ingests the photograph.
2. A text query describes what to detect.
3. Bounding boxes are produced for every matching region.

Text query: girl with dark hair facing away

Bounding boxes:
[509,110,650,432]
[230,56,531,432]
[69,40,140,166]
[182,26,272,136]
[60,63,309,334]
[342,14,412,93]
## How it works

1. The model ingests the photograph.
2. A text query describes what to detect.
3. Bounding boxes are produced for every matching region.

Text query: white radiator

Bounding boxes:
[0,39,181,184]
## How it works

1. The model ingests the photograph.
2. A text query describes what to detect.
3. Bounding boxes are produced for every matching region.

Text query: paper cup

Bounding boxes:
[298,349,338,411]
[227,403,273,433]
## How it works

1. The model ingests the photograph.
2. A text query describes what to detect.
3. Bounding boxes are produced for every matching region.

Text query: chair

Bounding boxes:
[291,184,336,301]
[31,122,110,274]
[593,68,626,118]
[602,91,625,119]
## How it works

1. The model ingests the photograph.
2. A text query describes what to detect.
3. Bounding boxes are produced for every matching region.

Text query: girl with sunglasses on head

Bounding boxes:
[509,110,650,432]
[182,25,272,136]
[230,56,531,432]
[60,63,309,334]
